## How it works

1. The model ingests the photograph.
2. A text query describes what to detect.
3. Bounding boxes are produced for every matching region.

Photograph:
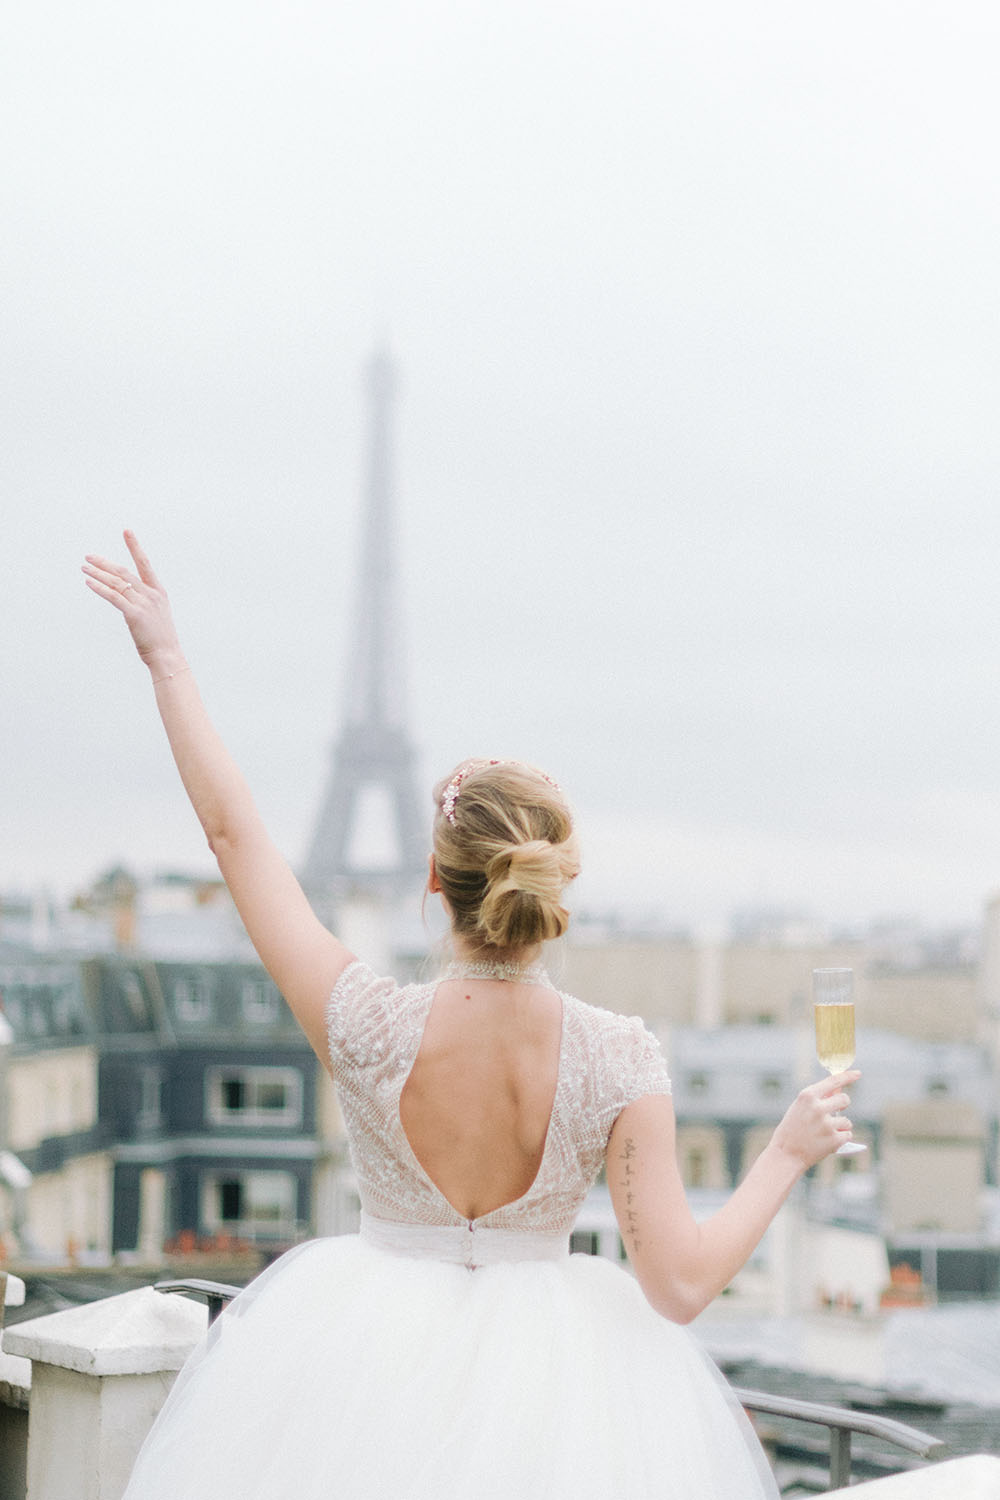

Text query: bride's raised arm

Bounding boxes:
[83,529,354,1063]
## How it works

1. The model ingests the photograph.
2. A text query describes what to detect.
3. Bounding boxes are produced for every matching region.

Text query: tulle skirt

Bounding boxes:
[123,1230,777,1499]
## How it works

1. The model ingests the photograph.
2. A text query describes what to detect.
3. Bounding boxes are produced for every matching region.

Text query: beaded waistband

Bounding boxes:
[359,1211,570,1270]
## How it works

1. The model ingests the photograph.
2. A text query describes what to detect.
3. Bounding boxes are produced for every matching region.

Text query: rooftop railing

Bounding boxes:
[733,1383,947,1491]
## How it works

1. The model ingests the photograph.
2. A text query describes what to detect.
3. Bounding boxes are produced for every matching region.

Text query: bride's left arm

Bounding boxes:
[607,1073,857,1323]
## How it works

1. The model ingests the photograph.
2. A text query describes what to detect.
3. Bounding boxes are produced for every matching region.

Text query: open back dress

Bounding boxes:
[123,961,778,1498]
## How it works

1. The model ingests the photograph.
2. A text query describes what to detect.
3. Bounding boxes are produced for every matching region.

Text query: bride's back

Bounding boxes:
[405,758,579,1218]
[399,977,563,1221]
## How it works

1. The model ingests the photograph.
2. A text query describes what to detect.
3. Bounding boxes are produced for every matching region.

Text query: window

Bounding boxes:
[173,976,214,1025]
[219,1179,242,1221]
[139,1067,162,1128]
[569,1230,601,1256]
[201,1170,298,1238]
[206,1067,303,1127]
[686,1148,707,1188]
[241,979,279,1025]
[52,981,81,1032]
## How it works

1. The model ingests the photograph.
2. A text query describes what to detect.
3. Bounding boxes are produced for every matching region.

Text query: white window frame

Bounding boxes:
[138,1066,163,1128]
[200,1169,298,1238]
[120,971,146,1019]
[206,1066,303,1128]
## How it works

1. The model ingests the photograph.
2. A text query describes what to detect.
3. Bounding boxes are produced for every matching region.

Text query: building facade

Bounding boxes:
[0,945,323,1261]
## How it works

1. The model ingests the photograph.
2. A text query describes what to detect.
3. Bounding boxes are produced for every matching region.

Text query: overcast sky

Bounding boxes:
[4,2,1000,934]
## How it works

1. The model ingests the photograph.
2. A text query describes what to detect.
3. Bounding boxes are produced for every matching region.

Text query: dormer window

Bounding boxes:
[173,976,213,1025]
[241,979,280,1025]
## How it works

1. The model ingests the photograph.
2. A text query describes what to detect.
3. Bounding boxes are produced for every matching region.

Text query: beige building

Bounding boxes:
[722,941,861,1026]
[673,1124,729,1190]
[560,939,699,1024]
[563,929,983,1047]
[881,1099,986,1235]
[2,1045,112,1259]
[861,970,979,1044]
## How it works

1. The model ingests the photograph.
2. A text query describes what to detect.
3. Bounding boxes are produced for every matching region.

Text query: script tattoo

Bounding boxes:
[618,1137,641,1253]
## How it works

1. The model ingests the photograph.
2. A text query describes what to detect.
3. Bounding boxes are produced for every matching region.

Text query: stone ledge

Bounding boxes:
[0,1347,30,1408]
[3,1286,206,1376]
[832,1455,1000,1497]
[1,1274,25,1308]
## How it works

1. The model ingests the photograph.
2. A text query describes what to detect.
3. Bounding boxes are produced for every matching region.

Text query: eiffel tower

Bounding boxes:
[303,350,427,922]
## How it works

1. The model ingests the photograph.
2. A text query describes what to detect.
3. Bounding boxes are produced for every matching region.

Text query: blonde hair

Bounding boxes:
[432,760,579,953]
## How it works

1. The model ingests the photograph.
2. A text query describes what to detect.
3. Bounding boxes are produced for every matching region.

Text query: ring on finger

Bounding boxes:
[120,583,134,594]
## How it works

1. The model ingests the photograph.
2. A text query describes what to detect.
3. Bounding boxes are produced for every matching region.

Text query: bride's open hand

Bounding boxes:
[82,530,185,676]
[770,1070,861,1169]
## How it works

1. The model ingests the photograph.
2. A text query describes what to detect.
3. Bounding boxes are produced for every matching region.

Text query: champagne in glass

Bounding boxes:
[812,967,866,1156]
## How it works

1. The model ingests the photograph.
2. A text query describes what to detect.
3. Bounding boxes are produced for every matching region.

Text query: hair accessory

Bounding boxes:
[440,759,561,825]
[440,760,500,823]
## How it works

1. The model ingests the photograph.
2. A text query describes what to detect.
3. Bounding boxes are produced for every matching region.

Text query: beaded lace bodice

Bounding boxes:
[326,961,672,1235]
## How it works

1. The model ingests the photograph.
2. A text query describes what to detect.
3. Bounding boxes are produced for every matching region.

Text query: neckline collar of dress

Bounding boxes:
[442,958,550,985]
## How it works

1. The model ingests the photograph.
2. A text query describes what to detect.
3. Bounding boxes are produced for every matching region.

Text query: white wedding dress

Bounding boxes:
[123,962,778,1498]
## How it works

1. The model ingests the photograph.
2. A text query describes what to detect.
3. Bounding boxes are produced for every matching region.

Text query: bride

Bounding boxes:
[84,531,858,1499]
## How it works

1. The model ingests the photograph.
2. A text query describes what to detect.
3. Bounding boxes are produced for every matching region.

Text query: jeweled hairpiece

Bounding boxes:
[440,759,561,825]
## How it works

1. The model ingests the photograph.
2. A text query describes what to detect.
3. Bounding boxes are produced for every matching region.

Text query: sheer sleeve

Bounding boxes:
[594,1013,672,1141]
[620,1015,672,1107]
[325,960,403,1074]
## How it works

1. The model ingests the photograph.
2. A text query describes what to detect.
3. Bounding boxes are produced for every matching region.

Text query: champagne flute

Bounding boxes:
[812,967,866,1156]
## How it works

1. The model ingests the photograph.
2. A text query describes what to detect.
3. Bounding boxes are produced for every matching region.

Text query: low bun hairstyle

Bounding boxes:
[432,760,579,954]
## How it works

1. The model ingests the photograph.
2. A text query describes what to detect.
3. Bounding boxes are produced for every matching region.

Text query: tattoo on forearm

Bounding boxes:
[618,1137,642,1253]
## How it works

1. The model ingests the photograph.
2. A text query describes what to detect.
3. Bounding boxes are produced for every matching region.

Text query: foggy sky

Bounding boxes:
[4,2,1000,933]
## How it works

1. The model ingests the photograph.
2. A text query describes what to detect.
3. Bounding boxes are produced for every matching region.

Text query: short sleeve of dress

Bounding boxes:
[594,1013,672,1141]
[325,960,402,1075]
[620,1015,672,1107]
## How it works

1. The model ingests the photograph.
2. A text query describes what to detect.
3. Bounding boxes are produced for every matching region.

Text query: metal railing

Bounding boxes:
[734,1385,947,1491]
[156,1277,242,1324]
[156,1280,950,1493]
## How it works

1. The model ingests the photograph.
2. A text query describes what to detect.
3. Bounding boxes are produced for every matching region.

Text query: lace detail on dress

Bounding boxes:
[326,961,672,1236]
